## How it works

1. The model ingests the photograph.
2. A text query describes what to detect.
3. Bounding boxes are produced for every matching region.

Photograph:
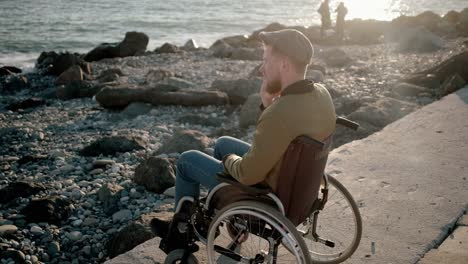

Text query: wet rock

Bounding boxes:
[84,31,149,62]
[211,78,261,104]
[134,156,175,194]
[154,43,181,54]
[0,75,29,94]
[36,51,90,76]
[0,66,21,76]
[239,93,262,128]
[79,135,146,156]
[5,97,46,112]
[98,183,124,215]
[106,222,153,258]
[0,182,46,204]
[156,129,213,155]
[21,196,74,225]
[56,65,83,86]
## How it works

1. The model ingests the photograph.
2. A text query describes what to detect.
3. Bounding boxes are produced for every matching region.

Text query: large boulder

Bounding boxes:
[347,97,418,128]
[21,196,74,225]
[134,156,175,194]
[36,51,90,76]
[211,78,261,104]
[0,182,46,204]
[156,129,213,155]
[106,222,154,258]
[154,43,181,54]
[239,93,262,128]
[84,32,149,62]
[79,135,146,156]
[397,27,444,53]
[56,65,83,85]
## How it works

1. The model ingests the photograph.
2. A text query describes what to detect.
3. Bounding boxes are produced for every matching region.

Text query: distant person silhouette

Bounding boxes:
[318,0,331,38]
[335,2,348,40]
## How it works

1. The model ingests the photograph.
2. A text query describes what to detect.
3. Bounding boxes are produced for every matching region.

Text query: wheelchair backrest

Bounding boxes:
[276,134,332,226]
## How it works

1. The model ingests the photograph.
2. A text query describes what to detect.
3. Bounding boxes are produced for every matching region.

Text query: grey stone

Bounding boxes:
[156,129,212,155]
[112,210,133,223]
[0,225,18,237]
[120,102,153,119]
[98,184,124,215]
[66,231,83,241]
[134,157,175,194]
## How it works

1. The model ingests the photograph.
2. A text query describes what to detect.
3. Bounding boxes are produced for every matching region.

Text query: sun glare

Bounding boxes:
[340,0,405,21]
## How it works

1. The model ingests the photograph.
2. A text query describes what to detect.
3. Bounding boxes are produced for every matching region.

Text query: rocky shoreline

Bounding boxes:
[1,8,468,264]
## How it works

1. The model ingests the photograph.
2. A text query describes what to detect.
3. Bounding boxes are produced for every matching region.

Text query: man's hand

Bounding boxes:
[260,80,280,108]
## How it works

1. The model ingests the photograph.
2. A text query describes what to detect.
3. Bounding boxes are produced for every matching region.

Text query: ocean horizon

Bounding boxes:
[1,0,466,68]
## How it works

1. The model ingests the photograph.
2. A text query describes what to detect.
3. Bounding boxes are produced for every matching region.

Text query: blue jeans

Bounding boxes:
[175,136,251,207]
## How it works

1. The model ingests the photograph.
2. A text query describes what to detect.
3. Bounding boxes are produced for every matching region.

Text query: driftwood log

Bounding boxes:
[95,86,230,109]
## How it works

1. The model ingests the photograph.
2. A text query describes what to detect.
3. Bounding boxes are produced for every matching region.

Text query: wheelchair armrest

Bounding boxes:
[216,172,272,196]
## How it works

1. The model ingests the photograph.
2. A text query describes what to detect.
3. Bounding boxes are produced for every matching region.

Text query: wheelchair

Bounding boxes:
[158,117,362,264]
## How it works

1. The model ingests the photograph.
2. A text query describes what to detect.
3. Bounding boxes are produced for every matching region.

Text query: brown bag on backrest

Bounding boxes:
[276,135,332,226]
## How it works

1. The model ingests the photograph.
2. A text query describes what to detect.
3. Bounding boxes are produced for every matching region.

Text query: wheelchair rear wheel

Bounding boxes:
[297,175,362,263]
[207,201,311,264]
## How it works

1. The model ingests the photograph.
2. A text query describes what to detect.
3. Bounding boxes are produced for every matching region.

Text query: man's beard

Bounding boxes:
[266,78,281,94]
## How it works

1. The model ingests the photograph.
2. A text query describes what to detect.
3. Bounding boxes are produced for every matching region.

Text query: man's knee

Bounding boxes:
[178,150,203,165]
[215,136,235,148]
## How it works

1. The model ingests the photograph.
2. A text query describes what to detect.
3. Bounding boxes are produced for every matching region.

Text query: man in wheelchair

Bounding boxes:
[151,29,337,263]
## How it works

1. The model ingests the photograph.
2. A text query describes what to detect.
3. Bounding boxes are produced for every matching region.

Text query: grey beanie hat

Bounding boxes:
[258,29,314,65]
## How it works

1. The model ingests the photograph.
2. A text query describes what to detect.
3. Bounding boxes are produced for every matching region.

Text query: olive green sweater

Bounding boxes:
[223,80,336,191]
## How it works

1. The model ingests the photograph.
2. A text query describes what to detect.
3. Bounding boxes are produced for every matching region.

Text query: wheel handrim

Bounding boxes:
[207,208,307,263]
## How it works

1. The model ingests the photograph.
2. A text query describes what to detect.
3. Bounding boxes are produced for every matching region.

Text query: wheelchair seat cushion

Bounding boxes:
[209,184,277,211]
